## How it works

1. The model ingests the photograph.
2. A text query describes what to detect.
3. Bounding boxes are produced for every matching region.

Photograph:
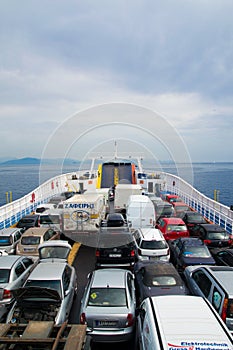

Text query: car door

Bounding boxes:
[11,257,35,289]
[189,268,212,298]
[61,265,76,321]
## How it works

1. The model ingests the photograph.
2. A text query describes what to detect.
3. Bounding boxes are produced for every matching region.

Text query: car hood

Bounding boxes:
[12,287,61,302]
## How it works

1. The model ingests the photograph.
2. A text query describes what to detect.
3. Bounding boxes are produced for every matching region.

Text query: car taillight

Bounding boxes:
[166,248,170,256]
[80,312,86,324]
[95,250,100,257]
[221,298,228,322]
[3,289,12,299]
[130,249,135,257]
[204,239,211,245]
[126,313,134,327]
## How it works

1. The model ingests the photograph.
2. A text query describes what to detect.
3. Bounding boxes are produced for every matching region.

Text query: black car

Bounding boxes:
[95,228,136,269]
[168,237,215,273]
[210,248,233,266]
[101,213,126,227]
[181,211,208,235]
[16,214,40,232]
[191,223,233,248]
[134,261,189,304]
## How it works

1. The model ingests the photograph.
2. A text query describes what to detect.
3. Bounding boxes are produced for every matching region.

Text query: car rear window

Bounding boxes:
[167,224,187,232]
[206,231,229,240]
[183,246,211,257]
[21,236,41,245]
[40,215,60,224]
[88,288,126,307]
[0,236,12,246]
[25,279,62,297]
[0,269,10,283]
[141,240,167,250]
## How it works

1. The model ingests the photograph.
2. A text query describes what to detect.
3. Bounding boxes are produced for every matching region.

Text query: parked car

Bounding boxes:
[79,268,136,343]
[171,202,190,217]
[134,261,189,304]
[16,227,60,257]
[35,203,57,213]
[181,211,208,235]
[209,248,233,267]
[39,209,63,233]
[95,228,136,269]
[168,237,215,273]
[165,194,183,203]
[48,191,76,205]
[191,223,233,248]
[16,215,40,231]
[0,255,35,321]
[132,228,170,262]
[184,265,233,331]
[101,213,126,227]
[0,228,23,254]
[136,295,233,350]
[6,258,77,325]
[155,217,189,240]
[151,198,175,220]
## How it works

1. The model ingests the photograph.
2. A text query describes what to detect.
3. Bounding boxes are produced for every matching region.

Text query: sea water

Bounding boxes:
[0,163,232,208]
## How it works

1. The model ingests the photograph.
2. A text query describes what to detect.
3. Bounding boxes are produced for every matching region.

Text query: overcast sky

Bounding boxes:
[1,0,233,163]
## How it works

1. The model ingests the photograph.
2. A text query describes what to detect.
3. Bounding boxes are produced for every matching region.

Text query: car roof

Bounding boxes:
[197,223,226,232]
[91,268,127,288]
[0,255,24,268]
[21,227,53,236]
[0,227,21,236]
[138,262,183,283]
[198,266,233,294]
[19,215,39,219]
[27,261,66,280]
[161,217,185,224]
[178,237,204,246]
[139,228,164,240]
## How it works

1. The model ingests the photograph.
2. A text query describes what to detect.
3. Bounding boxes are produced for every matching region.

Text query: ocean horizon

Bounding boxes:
[0,162,232,208]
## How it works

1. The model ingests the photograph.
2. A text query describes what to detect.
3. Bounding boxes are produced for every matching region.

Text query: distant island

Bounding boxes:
[0,157,81,166]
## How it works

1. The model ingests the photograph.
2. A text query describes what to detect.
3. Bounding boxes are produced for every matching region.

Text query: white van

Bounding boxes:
[137,295,233,350]
[114,184,142,213]
[126,195,155,229]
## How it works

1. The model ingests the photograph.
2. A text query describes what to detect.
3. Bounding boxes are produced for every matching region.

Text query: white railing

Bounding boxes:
[0,170,232,234]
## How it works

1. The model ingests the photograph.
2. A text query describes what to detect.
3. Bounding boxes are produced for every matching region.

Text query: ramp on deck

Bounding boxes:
[100,162,135,188]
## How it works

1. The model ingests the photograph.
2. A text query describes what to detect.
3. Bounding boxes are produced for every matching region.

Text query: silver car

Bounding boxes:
[0,228,23,254]
[79,268,136,343]
[6,241,78,325]
[0,255,35,321]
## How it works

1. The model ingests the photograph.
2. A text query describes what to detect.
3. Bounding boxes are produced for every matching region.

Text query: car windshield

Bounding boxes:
[88,288,126,307]
[0,269,10,283]
[19,219,35,224]
[141,240,167,250]
[182,246,211,257]
[206,231,228,240]
[21,236,41,245]
[175,206,188,212]
[0,236,12,246]
[167,224,186,232]
[25,280,62,297]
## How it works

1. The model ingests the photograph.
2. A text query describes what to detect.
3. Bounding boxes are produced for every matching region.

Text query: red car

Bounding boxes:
[156,217,189,241]
[165,194,183,204]
[172,202,190,217]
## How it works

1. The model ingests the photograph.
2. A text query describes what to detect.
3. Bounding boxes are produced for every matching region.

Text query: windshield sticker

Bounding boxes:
[168,342,232,350]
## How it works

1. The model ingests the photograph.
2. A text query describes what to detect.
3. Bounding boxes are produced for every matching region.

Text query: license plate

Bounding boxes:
[109,254,121,258]
[96,320,117,326]
[24,248,35,252]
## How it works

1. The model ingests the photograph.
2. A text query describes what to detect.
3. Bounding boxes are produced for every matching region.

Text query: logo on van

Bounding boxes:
[71,210,90,222]
[64,203,94,209]
[168,342,230,350]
